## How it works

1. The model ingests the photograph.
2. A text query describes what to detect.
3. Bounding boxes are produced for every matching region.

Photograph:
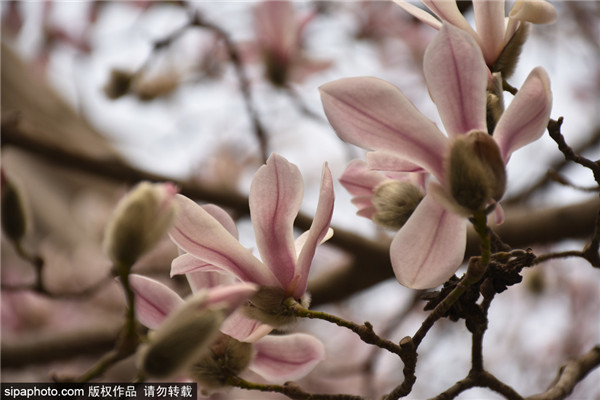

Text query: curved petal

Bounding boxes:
[204,283,257,314]
[170,195,278,287]
[493,67,552,162]
[186,269,237,293]
[390,192,467,289]
[509,0,557,24]
[366,151,426,174]
[319,76,448,181]
[339,159,386,197]
[171,253,212,277]
[249,333,325,383]
[473,0,507,65]
[129,274,184,329]
[392,0,443,30]
[201,204,238,239]
[424,23,488,138]
[421,0,478,35]
[250,154,304,288]
[220,310,273,342]
[293,163,335,298]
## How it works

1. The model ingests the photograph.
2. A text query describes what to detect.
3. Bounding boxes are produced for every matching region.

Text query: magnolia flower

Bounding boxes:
[248,1,332,86]
[394,0,556,74]
[169,153,334,324]
[319,23,552,289]
[130,274,325,384]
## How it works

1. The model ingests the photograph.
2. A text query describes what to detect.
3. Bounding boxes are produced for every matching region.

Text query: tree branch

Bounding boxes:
[525,346,600,400]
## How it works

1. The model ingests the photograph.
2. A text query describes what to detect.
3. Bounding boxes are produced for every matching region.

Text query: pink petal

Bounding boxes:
[421,0,478,35]
[171,253,213,277]
[250,154,304,289]
[170,195,278,287]
[424,23,488,138]
[250,333,325,383]
[392,0,443,30]
[220,310,273,343]
[204,283,257,313]
[493,67,552,162]
[320,76,448,181]
[186,269,237,294]
[293,163,335,298]
[129,274,184,329]
[509,0,557,24]
[339,159,386,197]
[201,204,239,239]
[473,0,507,65]
[366,151,426,173]
[390,193,467,289]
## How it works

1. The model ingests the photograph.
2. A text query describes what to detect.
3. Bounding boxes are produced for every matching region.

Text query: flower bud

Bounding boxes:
[103,182,178,268]
[139,293,225,378]
[447,131,506,213]
[372,181,424,230]
[1,171,27,244]
[486,73,505,134]
[492,22,529,78]
[190,334,253,390]
[243,286,309,327]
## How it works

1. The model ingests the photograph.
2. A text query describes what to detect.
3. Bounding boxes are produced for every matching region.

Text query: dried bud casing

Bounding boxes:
[139,293,225,378]
[104,68,134,100]
[492,22,530,78]
[103,182,178,268]
[372,181,424,230]
[243,286,309,327]
[1,172,27,243]
[190,335,253,390]
[448,131,506,213]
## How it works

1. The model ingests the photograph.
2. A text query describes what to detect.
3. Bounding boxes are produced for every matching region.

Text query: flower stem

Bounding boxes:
[227,375,365,400]
[286,300,402,357]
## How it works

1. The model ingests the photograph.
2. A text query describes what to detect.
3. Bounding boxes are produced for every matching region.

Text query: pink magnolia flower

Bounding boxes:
[394,0,556,69]
[248,1,332,86]
[169,153,334,304]
[319,23,552,289]
[130,274,325,383]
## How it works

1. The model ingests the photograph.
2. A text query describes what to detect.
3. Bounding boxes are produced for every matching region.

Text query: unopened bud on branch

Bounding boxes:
[448,131,506,213]
[139,292,225,378]
[103,182,178,268]
[372,181,424,230]
[190,334,253,390]
[244,286,309,327]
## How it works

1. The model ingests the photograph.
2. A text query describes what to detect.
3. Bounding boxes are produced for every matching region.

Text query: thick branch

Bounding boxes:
[525,346,600,400]
[3,122,599,305]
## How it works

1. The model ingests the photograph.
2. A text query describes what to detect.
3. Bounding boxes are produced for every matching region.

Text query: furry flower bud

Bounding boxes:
[190,334,253,390]
[448,130,506,212]
[103,182,178,268]
[139,293,225,378]
[372,181,424,230]
[244,286,309,327]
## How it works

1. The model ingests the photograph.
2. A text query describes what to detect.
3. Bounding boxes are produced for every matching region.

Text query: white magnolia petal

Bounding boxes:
[473,0,507,65]
[391,193,467,289]
[320,76,448,181]
[294,164,335,298]
[493,67,552,162]
[249,333,325,383]
[250,153,303,288]
[424,23,488,138]
[170,195,277,286]
[393,0,443,30]
[129,274,184,330]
